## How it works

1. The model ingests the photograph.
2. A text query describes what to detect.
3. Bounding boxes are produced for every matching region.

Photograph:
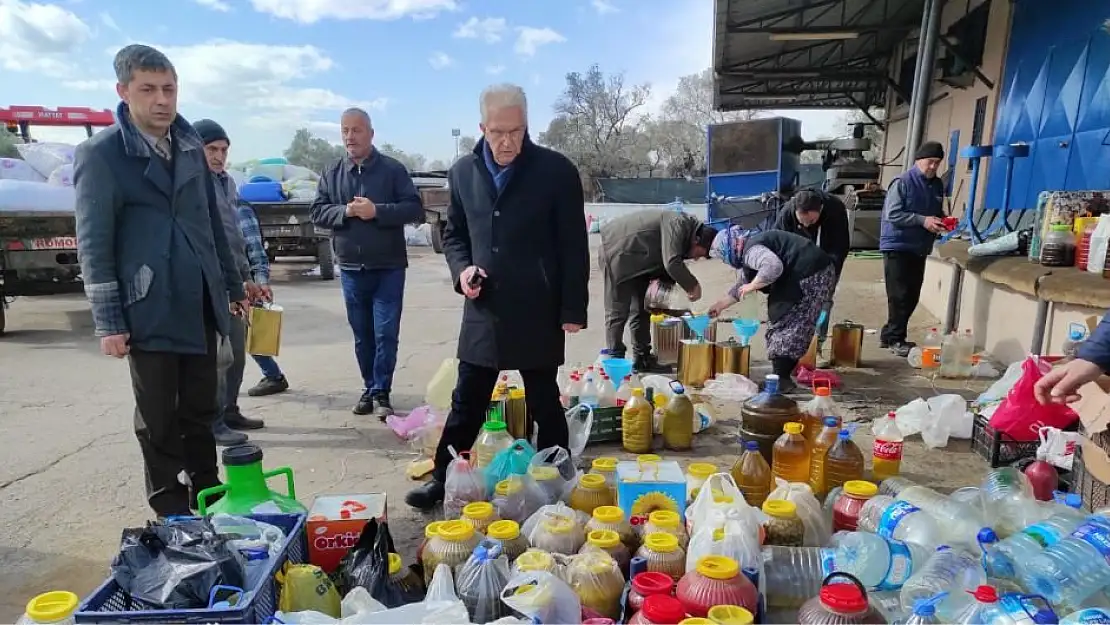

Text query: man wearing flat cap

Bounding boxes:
[878,140,949,356]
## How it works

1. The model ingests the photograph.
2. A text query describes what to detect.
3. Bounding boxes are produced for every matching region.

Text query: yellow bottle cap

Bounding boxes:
[437,519,475,542]
[844,480,879,498]
[509,388,525,399]
[487,519,521,540]
[761,499,798,518]
[630,387,645,397]
[687,462,718,478]
[643,532,680,553]
[712,527,726,541]
[496,477,524,496]
[424,520,445,539]
[651,314,666,323]
[579,474,607,490]
[24,591,79,623]
[679,619,715,625]
[707,605,755,625]
[654,395,667,407]
[463,501,494,520]
[542,515,575,534]
[587,529,622,549]
[784,422,804,435]
[638,454,662,463]
[696,555,740,580]
[592,457,618,472]
[648,510,680,528]
[592,505,624,524]
[515,549,553,572]
[388,552,403,575]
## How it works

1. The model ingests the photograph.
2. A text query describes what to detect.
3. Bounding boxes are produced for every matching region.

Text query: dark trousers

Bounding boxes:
[128,317,220,516]
[602,262,651,358]
[433,361,567,482]
[215,315,246,425]
[881,251,928,345]
[340,267,405,393]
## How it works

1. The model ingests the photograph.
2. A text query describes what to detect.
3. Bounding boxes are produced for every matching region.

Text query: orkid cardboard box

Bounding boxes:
[307,494,387,573]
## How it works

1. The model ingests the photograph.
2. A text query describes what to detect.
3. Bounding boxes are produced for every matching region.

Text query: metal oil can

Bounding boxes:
[651,315,687,364]
[677,339,715,388]
[830,321,865,368]
[713,338,750,377]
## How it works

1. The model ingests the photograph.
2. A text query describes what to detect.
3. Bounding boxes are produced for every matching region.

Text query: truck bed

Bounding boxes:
[0,212,77,239]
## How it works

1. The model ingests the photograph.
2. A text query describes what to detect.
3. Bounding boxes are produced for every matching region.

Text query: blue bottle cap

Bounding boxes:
[838,429,851,440]
[977,527,998,544]
[744,440,760,451]
[1065,493,1082,509]
[824,416,838,426]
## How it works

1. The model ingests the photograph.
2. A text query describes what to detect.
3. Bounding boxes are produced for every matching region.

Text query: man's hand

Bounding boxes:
[708,296,737,318]
[244,281,263,303]
[923,216,948,235]
[101,333,130,358]
[259,284,274,302]
[686,283,702,303]
[459,265,487,299]
[345,196,377,220]
[1034,358,1105,405]
[562,323,583,334]
[230,299,250,317]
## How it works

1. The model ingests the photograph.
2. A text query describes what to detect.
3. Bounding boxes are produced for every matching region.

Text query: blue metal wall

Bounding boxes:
[984,0,1110,212]
[705,117,802,199]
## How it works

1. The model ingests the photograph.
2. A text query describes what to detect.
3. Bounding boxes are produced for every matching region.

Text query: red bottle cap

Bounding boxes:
[631,571,674,596]
[641,595,686,624]
[970,585,999,602]
[819,583,869,613]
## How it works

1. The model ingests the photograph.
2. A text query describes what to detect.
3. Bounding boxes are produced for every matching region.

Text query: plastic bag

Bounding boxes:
[500,570,582,625]
[566,403,593,458]
[521,502,589,549]
[15,141,74,178]
[336,519,423,607]
[893,398,929,437]
[110,518,247,609]
[426,563,458,602]
[1038,426,1081,471]
[685,507,763,572]
[386,405,436,441]
[702,374,759,402]
[685,472,754,535]
[0,157,45,182]
[528,446,577,503]
[209,513,286,557]
[0,179,75,212]
[976,360,1024,407]
[919,394,972,448]
[444,447,487,519]
[492,473,548,524]
[988,357,1079,441]
[1088,215,1110,275]
[426,358,458,412]
[455,539,512,623]
[485,439,536,493]
[767,479,830,547]
[277,563,342,617]
[47,163,74,186]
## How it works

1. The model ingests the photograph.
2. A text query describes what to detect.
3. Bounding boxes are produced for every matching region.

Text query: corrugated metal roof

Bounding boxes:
[713,0,927,111]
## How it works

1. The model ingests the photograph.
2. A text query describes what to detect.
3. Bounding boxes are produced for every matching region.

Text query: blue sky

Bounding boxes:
[1,0,841,163]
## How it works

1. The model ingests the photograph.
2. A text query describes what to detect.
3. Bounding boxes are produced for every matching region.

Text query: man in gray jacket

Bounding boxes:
[194,118,266,444]
[74,45,248,516]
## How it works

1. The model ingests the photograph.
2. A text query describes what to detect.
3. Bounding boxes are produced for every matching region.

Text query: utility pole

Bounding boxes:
[451,128,461,161]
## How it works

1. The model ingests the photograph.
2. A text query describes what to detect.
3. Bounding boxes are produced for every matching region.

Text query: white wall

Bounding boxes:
[585,203,709,222]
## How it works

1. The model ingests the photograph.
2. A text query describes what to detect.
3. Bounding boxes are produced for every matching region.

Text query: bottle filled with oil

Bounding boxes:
[771,422,810,484]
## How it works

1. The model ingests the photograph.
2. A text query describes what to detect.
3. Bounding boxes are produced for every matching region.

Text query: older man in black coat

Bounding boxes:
[406,83,590,510]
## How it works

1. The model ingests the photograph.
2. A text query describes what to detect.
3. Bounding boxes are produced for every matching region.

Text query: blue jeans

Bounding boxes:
[340,267,406,393]
[252,355,283,379]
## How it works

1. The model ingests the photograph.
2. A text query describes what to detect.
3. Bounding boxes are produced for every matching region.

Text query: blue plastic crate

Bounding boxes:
[76,513,307,624]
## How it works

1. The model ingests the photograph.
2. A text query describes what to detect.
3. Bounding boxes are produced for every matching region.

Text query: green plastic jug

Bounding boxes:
[197,443,307,515]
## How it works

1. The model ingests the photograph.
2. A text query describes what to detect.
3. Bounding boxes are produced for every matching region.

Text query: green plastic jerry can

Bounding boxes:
[197,443,307,515]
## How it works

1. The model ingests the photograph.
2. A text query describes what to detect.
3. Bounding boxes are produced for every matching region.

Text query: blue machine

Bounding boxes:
[705,117,803,224]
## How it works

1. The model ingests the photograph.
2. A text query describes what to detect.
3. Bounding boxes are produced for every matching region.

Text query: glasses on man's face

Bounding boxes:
[486,127,526,143]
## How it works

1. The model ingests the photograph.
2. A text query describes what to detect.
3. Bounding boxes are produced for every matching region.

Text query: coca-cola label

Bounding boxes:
[873,439,903,461]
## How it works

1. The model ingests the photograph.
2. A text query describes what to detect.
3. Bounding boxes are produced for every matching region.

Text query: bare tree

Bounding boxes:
[662,69,758,128]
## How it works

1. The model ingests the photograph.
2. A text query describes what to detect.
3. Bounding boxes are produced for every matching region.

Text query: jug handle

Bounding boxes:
[197,482,232,515]
[263,466,297,501]
[811,377,832,394]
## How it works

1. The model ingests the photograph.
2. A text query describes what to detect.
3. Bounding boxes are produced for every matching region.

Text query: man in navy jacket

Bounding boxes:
[310,108,423,419]
[1036,312,1110,404]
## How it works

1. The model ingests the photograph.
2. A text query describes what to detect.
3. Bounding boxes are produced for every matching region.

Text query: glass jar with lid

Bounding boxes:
[637,532,687,580]
[566,552,626,620]
[586,505,639,552]
[762,500,804,547]
[675,556,759,618]
[644,510,689,549]
[487,519,528,562]
[530,513,585,554]
[1040,223,1077,267]
[570,474,617,515]
[581,529,632,577]
[461,501,499,534]
[422,519,481,586]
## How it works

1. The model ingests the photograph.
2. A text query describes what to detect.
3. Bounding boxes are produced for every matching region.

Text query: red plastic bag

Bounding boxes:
[988,357,1079,441]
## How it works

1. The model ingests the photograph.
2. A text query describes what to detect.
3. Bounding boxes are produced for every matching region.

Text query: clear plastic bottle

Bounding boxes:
[903,593,946,625]
[824,430,866,496]
[581,373,601,409]
[809,418,843,498]
[958,330,976,379]
[492,374,511,400]
[939,332,962,378]
[472,406,514,469]
[662,383,695,451]
[622,388,654,454]
[857,495,942,550]
[833,531,928,591]
[732,440,773,509]
[761,545,837,610]
[598,374,617,408]
[878,476,916,497]
[563,373,583,407]
[1021,515,1110,608]
[616,375,633,406]
[920,328,942,372]
[896,485,989,552]
[899,546,988,621]
[596,348,613,369]
[17,592,78,625]
[981,467,1050,538]
[871,413,904,481]
[986,492,1085,580]
[772,422,810,484]
[801,387,840,445]
[950,585,1011,625]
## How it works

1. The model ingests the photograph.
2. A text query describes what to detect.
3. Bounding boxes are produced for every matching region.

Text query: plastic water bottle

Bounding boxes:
[1021,515,1110,608]
[615,375,632,406]
[904,592,948,625]
[985,492,1086,580]
[879,476,917,497]
[1060,608,1110,624]
[959,330,976,378]
[833,531,928,591]
[900,546,988,620]
[580,373,601,409]
[897,485,989,551]
[857,495,943,550]
[760,545,836,610]
[951,585,1013,625]
[595,349,612,368]
[598,374,617,407]
[981,467,1050,537]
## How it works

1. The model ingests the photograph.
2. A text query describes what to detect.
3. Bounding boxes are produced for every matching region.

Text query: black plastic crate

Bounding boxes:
[971,412,1040,467]
[587,406,623,445]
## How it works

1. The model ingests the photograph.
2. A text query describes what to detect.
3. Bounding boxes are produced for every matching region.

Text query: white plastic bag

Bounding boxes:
[893,397,929,437]
[500,570,581,625]
[767,479,830,547]
[528,446,577,504]
[520,502,589,550]
[0,157,46,182]
[1088,215,1110,275]
[444,447,487,519]
[1038,426,1081,470]
[685,472,756,535]
[685,507,763,572]
[976,360,1024,406]
[404,224,432,246]
[283,163,320,181]
[565,403,593,458]
[15,141,75,178]
[47,163,74,186]
[702,374,759,402]
[492,473,548,524]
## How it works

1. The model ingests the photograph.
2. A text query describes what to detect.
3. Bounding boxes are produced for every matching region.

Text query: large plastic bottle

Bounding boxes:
[616,375,632,406]
[959,330,976,378]
[939,332,962,378]
[580,372,601,409]
[621,388,654,454]
[984,492,1086,580]
[895,485,989,552]
[772,422,810,484]
[823,429,866,495]
[871,412,904,481]
[857,495,942,550]
[950,585,1011,625]
[904,593,946,625]
[662,383,695,451]
[732,440,773,509]
[801,387,840,445]
[833,531,929,591]
[473,406,514,468]
[981,467,1049,538]
[760,545,836,610]
[900,546,988,621]
[808,417,841,498]
[598,374,617,408]
[17,591,78,625]
[1021,515,1110,608]
[920,328,942,372]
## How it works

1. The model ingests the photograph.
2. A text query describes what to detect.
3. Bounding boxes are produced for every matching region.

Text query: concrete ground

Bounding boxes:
[0,240,993,618]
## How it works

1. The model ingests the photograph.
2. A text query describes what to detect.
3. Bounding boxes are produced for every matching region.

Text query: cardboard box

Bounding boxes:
[1072,377,1110,483]
[616,460,687,527]
[306,494,387,573]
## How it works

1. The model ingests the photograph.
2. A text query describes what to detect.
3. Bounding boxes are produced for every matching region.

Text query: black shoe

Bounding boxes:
[879,339,891,349]
[372,392,394,421]
[353,391,374,415]
[634,353,672,374]
[213,422,249,446]
[248,376,289,397]
[405,480,445,511]
[225,410,265,430]
[890,341,916,358]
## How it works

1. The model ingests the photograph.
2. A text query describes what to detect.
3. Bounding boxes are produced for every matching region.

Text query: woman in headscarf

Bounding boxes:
[708,225,837,389]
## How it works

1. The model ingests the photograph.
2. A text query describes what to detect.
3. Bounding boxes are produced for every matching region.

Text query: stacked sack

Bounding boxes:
[0,142,79,212]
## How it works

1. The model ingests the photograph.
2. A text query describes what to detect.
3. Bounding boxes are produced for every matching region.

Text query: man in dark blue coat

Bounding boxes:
[74,45,248,516]
[310,108,423,419]
[878,141,950,356]
[405,83,589,511]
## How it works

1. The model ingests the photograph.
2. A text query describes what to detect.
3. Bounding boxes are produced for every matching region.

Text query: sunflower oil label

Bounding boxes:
[1072,522,1110,566]
[876,539,913,591]
[878,500,920,540]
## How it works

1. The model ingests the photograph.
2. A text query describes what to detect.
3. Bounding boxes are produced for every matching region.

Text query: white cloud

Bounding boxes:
[485,64,505,75]
[452,16,506,43]
[194,0,231,12]
[98,11,120,32]
[62,78,114,91]
[514,26,564,57]
[0,0,91,77]
[591,0,618,14]
[428,51,453,70]
[249,0,456,24]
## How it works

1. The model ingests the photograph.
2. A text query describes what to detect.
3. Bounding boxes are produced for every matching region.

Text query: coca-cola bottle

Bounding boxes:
[872,412,904,481]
